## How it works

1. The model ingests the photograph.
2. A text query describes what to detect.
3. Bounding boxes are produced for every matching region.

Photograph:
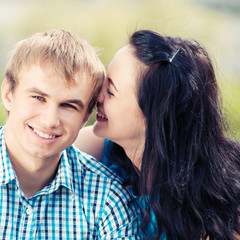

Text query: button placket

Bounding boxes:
[26,207,32,215]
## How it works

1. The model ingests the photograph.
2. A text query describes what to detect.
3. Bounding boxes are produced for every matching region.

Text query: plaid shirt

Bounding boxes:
[0,127,141,239]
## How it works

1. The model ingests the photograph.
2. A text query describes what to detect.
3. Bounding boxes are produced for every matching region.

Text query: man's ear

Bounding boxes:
[1,79,13,112]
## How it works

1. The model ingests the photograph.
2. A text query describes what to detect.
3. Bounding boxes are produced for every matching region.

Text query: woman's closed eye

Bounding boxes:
[106,88,114,96]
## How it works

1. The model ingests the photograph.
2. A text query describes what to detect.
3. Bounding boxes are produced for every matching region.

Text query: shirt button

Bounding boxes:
[26,208,32,215]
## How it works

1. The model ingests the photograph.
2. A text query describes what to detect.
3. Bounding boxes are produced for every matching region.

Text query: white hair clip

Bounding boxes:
[169,47,181,63]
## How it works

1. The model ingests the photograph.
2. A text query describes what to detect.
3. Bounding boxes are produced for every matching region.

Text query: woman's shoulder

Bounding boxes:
[74,125,104,161]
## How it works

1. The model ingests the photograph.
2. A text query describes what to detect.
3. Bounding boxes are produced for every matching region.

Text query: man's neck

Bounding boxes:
[10,156,60,198]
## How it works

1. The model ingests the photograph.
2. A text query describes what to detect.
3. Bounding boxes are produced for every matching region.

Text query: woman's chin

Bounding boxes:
[93,123,107,139]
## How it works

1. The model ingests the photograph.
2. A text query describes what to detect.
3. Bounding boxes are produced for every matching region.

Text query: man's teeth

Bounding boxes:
[98,112,108,120]
[33,128,56,139]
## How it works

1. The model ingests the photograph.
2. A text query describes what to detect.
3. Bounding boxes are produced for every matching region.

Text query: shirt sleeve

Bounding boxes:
[98,179,142,239]
[101,139,128,180]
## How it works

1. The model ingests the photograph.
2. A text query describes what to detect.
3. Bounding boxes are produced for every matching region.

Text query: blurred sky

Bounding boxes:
[0,0,240,129]
[0,0,240,78]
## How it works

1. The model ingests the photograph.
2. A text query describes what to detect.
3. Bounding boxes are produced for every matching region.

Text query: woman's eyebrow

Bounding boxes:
[108,77,119,92]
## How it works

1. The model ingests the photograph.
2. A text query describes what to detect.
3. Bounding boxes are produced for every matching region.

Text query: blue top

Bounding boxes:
[102,139,167,240]
[0,127,141,239]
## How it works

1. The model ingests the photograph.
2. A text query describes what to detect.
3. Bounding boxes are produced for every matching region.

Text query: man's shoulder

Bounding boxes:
[65,145,124,184]
[0,126,4,135]
[0,126,5,145]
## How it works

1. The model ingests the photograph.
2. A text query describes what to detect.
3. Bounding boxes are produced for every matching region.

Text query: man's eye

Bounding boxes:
[33,96,44,101]
[106,88,114,96]
[61,103,78,110]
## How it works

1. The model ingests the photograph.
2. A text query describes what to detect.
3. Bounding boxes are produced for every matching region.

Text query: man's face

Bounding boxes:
[2,64,93,163]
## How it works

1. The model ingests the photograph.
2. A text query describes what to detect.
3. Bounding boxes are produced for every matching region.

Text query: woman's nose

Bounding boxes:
[96,85,105,103]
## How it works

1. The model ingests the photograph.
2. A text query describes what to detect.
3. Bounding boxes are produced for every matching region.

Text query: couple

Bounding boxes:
[0,29,239,239]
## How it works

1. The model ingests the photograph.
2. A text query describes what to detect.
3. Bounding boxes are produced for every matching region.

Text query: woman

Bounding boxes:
[75,30,240,239]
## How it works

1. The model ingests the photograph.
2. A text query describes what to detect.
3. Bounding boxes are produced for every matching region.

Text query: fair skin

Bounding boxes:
[1,63,92,198]
[75,45,147,169]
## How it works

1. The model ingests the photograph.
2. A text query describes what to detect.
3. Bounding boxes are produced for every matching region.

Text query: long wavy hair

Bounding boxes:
[125,30,240,239]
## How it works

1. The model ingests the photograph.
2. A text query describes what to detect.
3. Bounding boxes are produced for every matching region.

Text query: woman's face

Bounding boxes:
[93,45,146,165]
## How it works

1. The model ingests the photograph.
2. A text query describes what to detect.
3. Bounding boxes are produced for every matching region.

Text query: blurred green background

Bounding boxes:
[0,0,239,140]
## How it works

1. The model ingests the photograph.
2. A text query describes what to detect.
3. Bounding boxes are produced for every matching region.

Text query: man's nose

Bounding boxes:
[40,106,60,129]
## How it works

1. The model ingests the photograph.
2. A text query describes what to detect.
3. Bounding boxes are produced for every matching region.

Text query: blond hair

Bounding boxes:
[5,29,106,113]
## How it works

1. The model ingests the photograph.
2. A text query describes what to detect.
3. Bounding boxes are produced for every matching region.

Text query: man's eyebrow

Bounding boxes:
[108,77,118,92]
[26,87,48,96]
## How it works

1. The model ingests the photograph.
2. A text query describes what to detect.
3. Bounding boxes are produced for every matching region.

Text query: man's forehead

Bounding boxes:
[19,62,87,81]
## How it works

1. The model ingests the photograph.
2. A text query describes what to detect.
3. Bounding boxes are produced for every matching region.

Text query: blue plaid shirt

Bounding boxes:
[0,127,141,239]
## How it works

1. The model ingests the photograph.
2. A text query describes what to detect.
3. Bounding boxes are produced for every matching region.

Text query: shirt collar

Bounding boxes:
[47,149,75,196]
[0,126,17,185]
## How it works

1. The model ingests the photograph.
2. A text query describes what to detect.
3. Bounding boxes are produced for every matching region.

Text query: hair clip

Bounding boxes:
[169,47,181,63]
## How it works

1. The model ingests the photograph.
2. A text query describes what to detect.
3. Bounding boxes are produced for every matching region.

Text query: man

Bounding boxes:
[0,29,140,239]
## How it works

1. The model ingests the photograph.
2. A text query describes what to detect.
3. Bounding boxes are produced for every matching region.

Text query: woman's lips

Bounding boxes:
[96,110,108,122]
